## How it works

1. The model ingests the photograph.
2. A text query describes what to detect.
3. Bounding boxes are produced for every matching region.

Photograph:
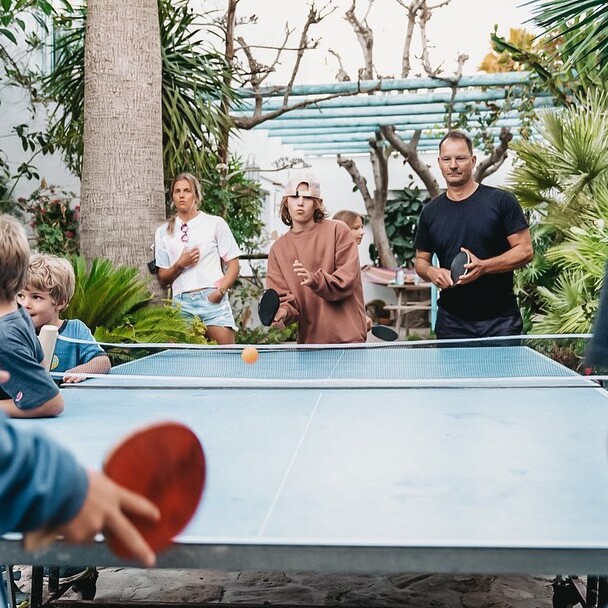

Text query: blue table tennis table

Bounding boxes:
[3,344,608,606]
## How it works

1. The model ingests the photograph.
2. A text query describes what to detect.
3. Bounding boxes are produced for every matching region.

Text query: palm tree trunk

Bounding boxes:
[80,0,165,281]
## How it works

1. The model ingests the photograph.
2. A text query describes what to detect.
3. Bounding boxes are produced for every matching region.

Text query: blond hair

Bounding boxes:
[0,215,30,301]
[166,173,203,235]
[27,253,75,307]
[333,210,363,229]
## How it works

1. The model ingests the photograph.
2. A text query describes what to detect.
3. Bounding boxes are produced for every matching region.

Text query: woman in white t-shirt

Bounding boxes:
[155,173,241,344]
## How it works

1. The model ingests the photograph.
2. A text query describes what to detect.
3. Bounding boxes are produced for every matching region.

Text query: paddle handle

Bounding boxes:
[38,324,58,372]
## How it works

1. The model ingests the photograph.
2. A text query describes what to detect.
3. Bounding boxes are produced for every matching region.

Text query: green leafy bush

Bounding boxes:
[17,184,79,255]
[369,182,425,267]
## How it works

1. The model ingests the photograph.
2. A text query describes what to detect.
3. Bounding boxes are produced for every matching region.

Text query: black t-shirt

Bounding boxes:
[414,184,529,320]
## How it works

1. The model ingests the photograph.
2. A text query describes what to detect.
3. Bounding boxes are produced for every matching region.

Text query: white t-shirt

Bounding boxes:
[154,212,242,296]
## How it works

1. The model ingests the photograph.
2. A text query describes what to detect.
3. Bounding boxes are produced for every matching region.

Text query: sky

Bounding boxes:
[206,0,539,86]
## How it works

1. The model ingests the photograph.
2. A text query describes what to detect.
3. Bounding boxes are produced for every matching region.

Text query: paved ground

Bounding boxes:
[15,567,556,606]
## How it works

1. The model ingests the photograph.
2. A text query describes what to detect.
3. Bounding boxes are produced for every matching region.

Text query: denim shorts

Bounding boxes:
[173,288,237,330]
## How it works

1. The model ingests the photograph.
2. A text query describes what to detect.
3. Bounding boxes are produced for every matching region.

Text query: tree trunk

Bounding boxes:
[380,127,440,199]
[80,0,165,282]
[337,148,396,269]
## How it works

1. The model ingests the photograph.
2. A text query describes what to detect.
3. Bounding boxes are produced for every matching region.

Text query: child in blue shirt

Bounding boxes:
[0,216,64,417]
[18,254,111,383]
[0,365,158,606]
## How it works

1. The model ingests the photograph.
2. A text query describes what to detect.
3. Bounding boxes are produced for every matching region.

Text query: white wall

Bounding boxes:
[1,15,80,201]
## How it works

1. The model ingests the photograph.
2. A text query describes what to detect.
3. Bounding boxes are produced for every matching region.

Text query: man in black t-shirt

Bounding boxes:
[414,130,533,340]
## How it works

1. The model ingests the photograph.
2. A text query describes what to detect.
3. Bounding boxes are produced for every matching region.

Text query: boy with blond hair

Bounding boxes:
[19,253,111,383]
[0,365,158,606]
[0,216,63,417]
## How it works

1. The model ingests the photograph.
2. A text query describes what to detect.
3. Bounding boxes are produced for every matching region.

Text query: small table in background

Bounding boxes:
[384,281,433,337]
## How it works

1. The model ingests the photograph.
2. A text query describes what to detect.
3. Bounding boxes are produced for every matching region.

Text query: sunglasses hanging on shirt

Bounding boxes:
[180,223,189,244]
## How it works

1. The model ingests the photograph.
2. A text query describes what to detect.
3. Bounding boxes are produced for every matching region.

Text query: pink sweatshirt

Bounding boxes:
[266,219,367,344]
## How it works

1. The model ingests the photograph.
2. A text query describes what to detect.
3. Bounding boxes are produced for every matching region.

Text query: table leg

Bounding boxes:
[30,565,44,608]
[394,290,404,335]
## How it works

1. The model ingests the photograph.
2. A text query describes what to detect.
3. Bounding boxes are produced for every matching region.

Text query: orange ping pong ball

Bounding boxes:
[242,346,259,365]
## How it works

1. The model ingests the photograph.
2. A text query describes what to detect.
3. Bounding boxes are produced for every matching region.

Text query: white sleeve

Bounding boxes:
[215,218,242,261]
[154,226,171,268]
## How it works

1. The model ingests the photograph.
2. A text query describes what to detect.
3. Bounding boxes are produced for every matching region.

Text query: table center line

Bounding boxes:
[256,391,324,537]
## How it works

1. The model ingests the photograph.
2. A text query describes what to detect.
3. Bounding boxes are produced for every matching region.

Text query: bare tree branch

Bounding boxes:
[418,1,438,77]
[445,52,469,128]
[282,2,335,107]
[337,155,373,203]
[232,82,382,129]
[344,0,375,80]
[394,0,452,78]
[396,0,424,78]
[474,127,513,183]
[338,136,397,268]
[328,49,351,82]
[380,126,441,198]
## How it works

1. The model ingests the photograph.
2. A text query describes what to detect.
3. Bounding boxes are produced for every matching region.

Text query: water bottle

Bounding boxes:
[395,267,405,285]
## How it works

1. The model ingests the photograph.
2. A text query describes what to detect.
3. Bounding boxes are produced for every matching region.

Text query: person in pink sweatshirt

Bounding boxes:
[266,172,367,344]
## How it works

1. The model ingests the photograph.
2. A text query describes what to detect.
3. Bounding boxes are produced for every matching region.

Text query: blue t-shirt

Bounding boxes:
[51,319,105,374]
[0,412,88,606]
[0,307,59,409]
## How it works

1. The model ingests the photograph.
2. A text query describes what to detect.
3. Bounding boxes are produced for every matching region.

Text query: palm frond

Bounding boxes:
[525,0,608,77]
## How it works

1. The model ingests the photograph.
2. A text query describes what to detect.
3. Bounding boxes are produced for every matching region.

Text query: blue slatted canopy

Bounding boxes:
[232,72,552,156]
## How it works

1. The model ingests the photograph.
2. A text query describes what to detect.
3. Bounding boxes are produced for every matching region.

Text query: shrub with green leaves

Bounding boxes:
[369,182,425,267]
[19,184,79,255]
[510,90,608,335]
[63,256,209,362]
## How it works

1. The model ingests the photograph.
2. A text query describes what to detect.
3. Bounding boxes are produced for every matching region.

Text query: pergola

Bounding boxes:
[233,72,553,156]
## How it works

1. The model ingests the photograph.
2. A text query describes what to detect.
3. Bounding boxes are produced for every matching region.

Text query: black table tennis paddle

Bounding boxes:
[259,288,280,326]
[371,325,398,341]
[450,250,471,285]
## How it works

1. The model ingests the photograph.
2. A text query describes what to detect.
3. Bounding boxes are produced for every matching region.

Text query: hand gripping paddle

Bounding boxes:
[23,421,205,558]
[258,288,280,326]
[370,325,398,341]
[450,250,471,285]
[102,421,205,558]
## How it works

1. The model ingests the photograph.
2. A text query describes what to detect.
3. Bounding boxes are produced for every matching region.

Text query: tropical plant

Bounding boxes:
[0,0,62,197]
[45,0,235,181]
[509,90,608,334]
[64,256,209,345]
[199,157,264,252]
[510,90,608,228]
[525,0,608,78]
[489,2,608,106]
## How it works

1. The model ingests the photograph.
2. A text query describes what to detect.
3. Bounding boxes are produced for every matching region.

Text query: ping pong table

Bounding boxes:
[3,344,608,606]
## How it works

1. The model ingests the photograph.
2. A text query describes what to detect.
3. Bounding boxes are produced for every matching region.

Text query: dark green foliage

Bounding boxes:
[198,157,264,252]
[17,185,79,255]
[369,182,425,267]
[44,0,236,179]
[64,256,208,350]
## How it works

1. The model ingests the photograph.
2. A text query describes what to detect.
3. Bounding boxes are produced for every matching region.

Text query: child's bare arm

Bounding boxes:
[0,393,64,418]
[63,355,112,384]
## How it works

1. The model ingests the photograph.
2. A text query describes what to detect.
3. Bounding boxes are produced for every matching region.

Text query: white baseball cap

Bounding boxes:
[284,171,322,199]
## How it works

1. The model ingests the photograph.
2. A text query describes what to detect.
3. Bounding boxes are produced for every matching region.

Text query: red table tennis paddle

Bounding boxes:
[258,288,280,326]
[23,421,205,557]
[450,250,471,285]
[102,421,205,559]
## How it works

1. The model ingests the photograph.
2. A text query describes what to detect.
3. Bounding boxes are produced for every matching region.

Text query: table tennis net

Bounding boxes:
[52,334,605,389]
